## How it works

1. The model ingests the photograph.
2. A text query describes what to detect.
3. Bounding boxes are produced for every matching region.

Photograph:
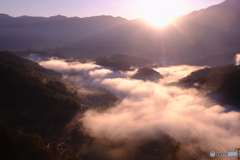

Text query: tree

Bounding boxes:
[173,142,181,160]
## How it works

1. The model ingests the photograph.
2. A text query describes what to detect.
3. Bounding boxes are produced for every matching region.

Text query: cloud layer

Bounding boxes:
[40,59,240,159]
[235,54,240,65]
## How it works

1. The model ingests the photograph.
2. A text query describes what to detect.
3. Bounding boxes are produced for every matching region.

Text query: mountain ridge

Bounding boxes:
[1,0,240,66]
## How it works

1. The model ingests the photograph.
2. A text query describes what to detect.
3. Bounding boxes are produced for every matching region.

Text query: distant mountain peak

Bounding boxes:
[223,0,240,4]
[0,13,11,19]
[19,15,30,18]
[48,15,67,20]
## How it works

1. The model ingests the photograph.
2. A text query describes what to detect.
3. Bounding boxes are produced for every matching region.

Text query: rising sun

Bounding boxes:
[138,0,185,28]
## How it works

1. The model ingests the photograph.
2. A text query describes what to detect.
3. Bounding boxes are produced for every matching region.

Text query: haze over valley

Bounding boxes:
[1,0,240,160]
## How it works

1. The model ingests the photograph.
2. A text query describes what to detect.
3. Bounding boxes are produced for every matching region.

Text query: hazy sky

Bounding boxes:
[0,0,225,19]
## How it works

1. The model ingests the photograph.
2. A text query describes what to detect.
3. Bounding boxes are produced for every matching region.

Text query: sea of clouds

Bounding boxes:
[39,58,240,159]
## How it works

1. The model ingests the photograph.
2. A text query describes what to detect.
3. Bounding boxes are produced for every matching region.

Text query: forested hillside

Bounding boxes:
[0,51,82,159]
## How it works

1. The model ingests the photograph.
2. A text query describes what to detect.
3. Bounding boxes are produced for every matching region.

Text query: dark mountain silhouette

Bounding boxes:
[1,0,240,65]
[109,54,152,67]
[95,56,132,71]
[154,0,240,66]
[0,51,82,135]
[171,0,240,49]
[95,54,152,71]
[0,14,132,50]
[0,51,87,159]
[132,67,164,82]
[179,64,240,106]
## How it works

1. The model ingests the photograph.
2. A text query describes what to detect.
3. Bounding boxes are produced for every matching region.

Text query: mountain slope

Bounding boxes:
[1,0,240,66]
[0,51,81,135]
[0,14,131,50]
[172,0,240,49]
[95,54,152,71]
[0,51,89,159]
[179,64,240,106]
[132,67,164,82]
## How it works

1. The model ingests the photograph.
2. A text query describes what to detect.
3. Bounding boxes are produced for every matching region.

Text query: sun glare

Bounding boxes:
[138,0,185,28]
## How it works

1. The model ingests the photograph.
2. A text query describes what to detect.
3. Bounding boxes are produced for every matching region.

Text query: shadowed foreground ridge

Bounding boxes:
[0,51,82,160]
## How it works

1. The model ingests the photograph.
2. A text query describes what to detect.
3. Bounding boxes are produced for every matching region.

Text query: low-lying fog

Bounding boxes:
[39,58,240,159]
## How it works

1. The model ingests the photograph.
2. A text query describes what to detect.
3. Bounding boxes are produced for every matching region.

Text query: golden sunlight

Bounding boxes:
[138,0,185,28]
